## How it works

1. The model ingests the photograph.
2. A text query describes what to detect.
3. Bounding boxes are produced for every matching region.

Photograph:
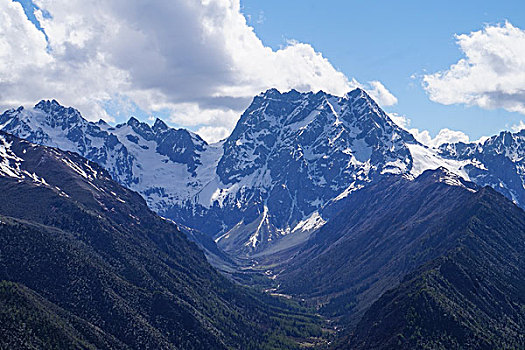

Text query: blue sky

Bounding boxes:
[241,0,525,141]
[6,0,525,143]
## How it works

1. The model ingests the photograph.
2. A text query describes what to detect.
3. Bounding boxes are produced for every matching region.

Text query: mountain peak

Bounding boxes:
[33,99,65,114]
[260,87,281,97]
[258,87,374,103]
[32,99,85,127]
[347,86,366,95]
[422,166,456,177]
[152,118,168,132]
[35,99,61,108]
[127,116,140,126]
[258,87,316,100]
[345,87,376,104]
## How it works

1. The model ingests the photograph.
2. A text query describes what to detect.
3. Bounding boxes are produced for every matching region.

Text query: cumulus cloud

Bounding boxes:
[389,113,471,148]
[0,0,124,120]
[510,120,525,132]
[388,112,411,129]
[196,125,231,143]
[411,128,470,148]
[423,22,525,115]
[366,81,398,107]
[0,0,397,142]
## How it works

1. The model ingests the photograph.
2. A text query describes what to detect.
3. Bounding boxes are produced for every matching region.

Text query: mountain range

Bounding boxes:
[1,89,524,349]
[5,89,525,258]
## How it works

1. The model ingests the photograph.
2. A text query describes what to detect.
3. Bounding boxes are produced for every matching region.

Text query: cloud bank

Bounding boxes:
[0,0,396,142]
[423,22,525,115]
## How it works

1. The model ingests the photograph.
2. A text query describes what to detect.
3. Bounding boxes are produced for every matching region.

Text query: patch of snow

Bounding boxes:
[382,159,407,174]
[61,157,90,179]
[287,109,320,131]
[334,182,364,201]
[0,136,64,191]
[292,211,326,233]
[407,143,470,180]
[246,205,268,248]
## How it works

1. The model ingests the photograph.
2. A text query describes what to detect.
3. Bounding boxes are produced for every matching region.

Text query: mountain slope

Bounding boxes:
[277,169,479,323]
[276,167,525,348]
[0,281,123,349]
[347,186,525,349]
[0,131,323,349]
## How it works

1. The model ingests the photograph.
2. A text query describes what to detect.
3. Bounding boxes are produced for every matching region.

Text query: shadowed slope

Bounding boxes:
[0,131,323,349]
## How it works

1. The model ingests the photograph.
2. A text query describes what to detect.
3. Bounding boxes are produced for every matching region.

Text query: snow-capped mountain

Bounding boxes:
[0,89,508,256]
[170,88,475,255]
[200,88,424,254]
[0,100,218,214]
[438,130,525,206]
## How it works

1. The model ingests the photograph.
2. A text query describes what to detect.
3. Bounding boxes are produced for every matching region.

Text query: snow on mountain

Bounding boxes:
[205,88,425,254]
[0,90,502,257]
[0,133,25,179]
[0,131,103,198]
[406,143,471,179]
[0,100,221,213]
[439,129,525,206]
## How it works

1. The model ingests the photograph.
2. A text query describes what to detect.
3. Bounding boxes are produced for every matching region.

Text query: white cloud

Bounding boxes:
[366,81,398,107]
[510,120,525,132]
[411,128,470,148]
[389,113,471,148]
[0,0,123,120]
[423,22,525,115]
[0,1,50,83]
[0,0,397,142]
[388,112,410,129]
[196,126,231,143]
